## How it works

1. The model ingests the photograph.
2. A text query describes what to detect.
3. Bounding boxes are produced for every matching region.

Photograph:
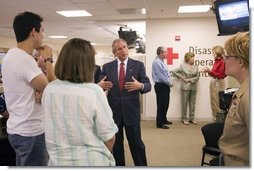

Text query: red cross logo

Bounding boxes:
[167,47,178,65]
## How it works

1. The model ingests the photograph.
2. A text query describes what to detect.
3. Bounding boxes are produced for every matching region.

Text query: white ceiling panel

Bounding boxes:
[0,0,216,46]
[108,0,145,9]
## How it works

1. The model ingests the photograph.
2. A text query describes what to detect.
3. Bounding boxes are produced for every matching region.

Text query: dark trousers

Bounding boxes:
[154,83,170,127]
[113,122,147,166]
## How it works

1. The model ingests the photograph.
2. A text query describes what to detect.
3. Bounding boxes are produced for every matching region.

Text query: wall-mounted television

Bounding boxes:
[214,0,249,36]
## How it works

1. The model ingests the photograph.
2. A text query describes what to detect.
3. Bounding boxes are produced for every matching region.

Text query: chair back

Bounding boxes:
[201,122,224,149]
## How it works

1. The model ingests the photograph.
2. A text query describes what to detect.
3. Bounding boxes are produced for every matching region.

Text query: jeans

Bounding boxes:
[8,133,49,166]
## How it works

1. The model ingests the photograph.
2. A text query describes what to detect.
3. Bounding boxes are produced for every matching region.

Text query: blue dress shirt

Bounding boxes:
[152,56,172,86]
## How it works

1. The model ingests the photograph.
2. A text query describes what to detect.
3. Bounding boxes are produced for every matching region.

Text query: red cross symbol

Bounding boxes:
[167,47,178,65]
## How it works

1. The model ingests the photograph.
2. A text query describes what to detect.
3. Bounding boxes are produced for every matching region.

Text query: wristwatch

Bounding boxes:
[44,57,53,63]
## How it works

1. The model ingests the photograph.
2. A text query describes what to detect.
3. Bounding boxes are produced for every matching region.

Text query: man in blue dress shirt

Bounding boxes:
[152,46,173,129]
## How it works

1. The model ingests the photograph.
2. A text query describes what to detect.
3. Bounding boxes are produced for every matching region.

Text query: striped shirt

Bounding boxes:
[42,79,118,166]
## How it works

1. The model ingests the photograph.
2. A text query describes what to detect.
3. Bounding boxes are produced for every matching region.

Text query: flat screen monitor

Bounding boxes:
[214,0,249,36]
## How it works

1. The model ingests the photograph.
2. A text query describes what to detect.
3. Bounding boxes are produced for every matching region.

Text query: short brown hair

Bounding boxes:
[54,38,95,83]
[224,31,249,67]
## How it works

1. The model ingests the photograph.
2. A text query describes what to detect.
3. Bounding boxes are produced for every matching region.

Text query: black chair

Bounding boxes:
[0,117,16,166]
[0,137,16,166]
[217,88,237,123]
[201,122,224,166]
[209,153,224,166]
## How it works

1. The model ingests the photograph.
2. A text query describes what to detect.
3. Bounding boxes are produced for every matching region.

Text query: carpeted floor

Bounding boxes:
[123,120,212,167]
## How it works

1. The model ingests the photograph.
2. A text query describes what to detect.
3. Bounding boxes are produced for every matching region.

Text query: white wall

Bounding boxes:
[145,17,231,121]
[0,37,16,49]
[0,17,240,121]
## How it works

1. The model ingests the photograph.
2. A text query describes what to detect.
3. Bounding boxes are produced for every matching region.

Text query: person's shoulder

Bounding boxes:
[95,65,101,71]
[11,48,28,56]
[43,79,58,91]
[86,83,105,95]
[4,48,25,59]
[103,59,116,67]
[129,58,144,65]
[152,57,160,65]
[180,63,185,67]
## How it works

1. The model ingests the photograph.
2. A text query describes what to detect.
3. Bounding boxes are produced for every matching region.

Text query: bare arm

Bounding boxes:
[45,61,56,82]
[30,73,48,92]
[104,136,115,152]
[0,110,9,119]
[37,44,56,82]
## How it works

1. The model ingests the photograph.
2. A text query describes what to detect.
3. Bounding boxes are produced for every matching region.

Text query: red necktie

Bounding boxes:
[119,62,125,92]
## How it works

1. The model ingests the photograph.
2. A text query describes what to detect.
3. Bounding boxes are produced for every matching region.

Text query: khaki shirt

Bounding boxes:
[219,79,249,166]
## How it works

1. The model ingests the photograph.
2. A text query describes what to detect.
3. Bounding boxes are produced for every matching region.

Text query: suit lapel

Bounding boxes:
[126,58,134,82]
[109,59,118,83]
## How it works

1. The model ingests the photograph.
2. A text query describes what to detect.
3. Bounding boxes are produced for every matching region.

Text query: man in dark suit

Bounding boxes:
[99,38,151,166]
[94,65,101,83]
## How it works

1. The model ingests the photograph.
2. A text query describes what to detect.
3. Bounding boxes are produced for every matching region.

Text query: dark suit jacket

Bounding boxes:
[94,65,101,83]
[100,58,151,126]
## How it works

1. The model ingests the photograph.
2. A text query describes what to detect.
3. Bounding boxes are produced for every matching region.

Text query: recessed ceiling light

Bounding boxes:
[117,8,146,15]
[48,35,67,39]
[178,5,211,13]
[56,10,92,17]
[141,8,146,14]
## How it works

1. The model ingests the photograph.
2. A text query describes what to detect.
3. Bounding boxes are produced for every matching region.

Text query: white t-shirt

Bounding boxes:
[2,48,44,136]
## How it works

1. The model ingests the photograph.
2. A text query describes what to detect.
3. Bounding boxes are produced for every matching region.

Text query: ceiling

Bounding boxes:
[0,0,215,46]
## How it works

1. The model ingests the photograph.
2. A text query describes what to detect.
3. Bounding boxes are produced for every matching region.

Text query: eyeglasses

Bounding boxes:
[223,56,236,60]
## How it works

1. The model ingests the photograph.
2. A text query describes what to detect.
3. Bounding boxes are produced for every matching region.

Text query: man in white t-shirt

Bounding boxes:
[2,11,53,166]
